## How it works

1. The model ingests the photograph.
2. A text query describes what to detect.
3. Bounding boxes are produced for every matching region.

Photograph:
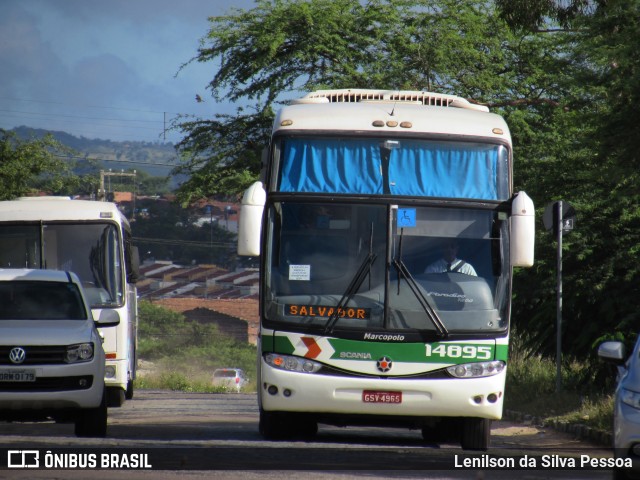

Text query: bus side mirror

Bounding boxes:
[127,245,140,284]
[94,309,121,326]
[511,191,535,267]
[238,181,266,256]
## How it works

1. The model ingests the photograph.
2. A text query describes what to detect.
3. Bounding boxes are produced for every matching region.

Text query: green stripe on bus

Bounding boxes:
[495,343,509,361]
[329,339,496,364]
[271,334,295,354]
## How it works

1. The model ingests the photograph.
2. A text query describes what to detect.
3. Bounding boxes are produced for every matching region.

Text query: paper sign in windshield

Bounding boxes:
[289,264,311,281]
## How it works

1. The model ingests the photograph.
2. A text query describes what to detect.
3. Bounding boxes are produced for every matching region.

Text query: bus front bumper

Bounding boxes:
[260,358,506,420]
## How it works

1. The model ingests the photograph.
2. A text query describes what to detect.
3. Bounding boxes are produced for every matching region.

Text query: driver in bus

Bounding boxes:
[425,240,477,276]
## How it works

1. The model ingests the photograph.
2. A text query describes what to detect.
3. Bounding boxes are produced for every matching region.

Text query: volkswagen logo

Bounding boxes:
[9,347,26,364]
[376,356,393,373]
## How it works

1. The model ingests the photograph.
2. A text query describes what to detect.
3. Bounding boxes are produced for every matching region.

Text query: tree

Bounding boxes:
[0,130,75,199]
[495,0,596,31]
[508,0,640,360]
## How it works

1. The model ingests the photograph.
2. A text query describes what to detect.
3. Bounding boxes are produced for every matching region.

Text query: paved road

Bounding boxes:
[0,390,618,479]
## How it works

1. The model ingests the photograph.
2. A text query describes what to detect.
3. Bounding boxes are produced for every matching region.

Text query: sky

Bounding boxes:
[0,0,254,144]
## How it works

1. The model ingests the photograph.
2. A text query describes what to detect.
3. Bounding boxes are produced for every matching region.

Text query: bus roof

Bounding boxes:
[275,89,510,143]
[0,197,129,225]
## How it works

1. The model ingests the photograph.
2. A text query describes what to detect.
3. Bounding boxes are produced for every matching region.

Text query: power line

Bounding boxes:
[0,108,162,124]
[0,96,187,116]
[54,154,180,168]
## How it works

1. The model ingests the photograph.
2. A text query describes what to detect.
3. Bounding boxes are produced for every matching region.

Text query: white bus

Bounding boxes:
[238,89,535,450]
[0,197,140,407]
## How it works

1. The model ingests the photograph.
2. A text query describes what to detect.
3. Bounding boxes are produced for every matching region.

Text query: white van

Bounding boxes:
[0,269,107,437]
[212,368,248,393]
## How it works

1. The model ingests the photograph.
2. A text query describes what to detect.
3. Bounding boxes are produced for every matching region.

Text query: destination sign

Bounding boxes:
[286,305,371,319]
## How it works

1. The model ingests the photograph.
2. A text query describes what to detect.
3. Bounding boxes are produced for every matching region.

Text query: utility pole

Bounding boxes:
[98,170,137,220]
[543,200,576,393]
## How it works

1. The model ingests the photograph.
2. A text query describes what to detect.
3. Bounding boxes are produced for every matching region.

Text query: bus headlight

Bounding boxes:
[447,360,505,378]
[65,343,94,363]
[264,353,322,373]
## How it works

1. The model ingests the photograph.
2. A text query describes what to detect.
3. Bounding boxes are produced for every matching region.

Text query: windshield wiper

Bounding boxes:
[324,225,377,335]
[393,228,448,337]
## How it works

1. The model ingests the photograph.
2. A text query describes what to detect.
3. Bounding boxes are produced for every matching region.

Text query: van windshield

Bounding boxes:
[0,281,88,320]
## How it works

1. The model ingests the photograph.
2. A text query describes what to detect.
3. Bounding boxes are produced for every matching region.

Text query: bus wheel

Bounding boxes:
[106,387,125,407]
[259,410,287,440]
[125,379,134,400]
[460,418,491,451]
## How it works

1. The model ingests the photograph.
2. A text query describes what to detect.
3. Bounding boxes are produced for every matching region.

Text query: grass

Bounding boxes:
[134,358,257,394]
[505,353,614,432]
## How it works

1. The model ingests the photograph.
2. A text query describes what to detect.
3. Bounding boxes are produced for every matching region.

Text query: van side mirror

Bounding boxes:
[237,181,266,256]
[511,191,535,267]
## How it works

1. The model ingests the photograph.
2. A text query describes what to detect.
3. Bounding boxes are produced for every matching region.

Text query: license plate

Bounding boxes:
[0,370,36,382]
[362,390,402,404]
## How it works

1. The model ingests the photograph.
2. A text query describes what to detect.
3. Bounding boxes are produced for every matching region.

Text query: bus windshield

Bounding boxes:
[264,202,510,335]
[0,223,124,308]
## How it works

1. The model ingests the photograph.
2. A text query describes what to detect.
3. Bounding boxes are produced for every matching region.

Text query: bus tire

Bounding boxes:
[125,379,134,400]
[461,418,491,451]
[259,410,286,440]
[106,387,125,407]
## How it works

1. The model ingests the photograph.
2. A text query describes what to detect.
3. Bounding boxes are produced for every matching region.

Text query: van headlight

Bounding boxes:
[447,360,505,378]
[65,343,94,363]
[265,353,322,373]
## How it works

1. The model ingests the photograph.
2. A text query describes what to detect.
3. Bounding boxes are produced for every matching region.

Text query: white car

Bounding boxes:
[0,269,107,437]
[212,368,248,392]
[598,337,640,479]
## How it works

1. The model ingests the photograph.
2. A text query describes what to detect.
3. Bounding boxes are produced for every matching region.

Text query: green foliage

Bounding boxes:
[0,130,77,199]
[137,301,257,392]
[171,109,272,205]
[506,348,614,432]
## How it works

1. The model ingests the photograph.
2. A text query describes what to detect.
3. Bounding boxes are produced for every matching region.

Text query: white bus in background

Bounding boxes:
[238,89,535,450]
[0,197,140,407]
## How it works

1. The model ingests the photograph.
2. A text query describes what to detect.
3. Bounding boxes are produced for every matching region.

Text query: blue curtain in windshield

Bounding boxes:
[279,138,507,200]
[279,138,383,194]
[388,141,505,200]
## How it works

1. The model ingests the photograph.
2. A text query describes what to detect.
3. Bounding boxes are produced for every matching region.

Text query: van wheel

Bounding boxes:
[75,390,108,437]
[460,418,491,451]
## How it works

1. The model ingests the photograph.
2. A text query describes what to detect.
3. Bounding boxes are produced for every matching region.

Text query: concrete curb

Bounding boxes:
[504,409,613,447]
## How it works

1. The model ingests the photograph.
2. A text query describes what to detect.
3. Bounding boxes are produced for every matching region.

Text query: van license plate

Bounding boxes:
[362,391,402,404]
[0,370,36,382]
